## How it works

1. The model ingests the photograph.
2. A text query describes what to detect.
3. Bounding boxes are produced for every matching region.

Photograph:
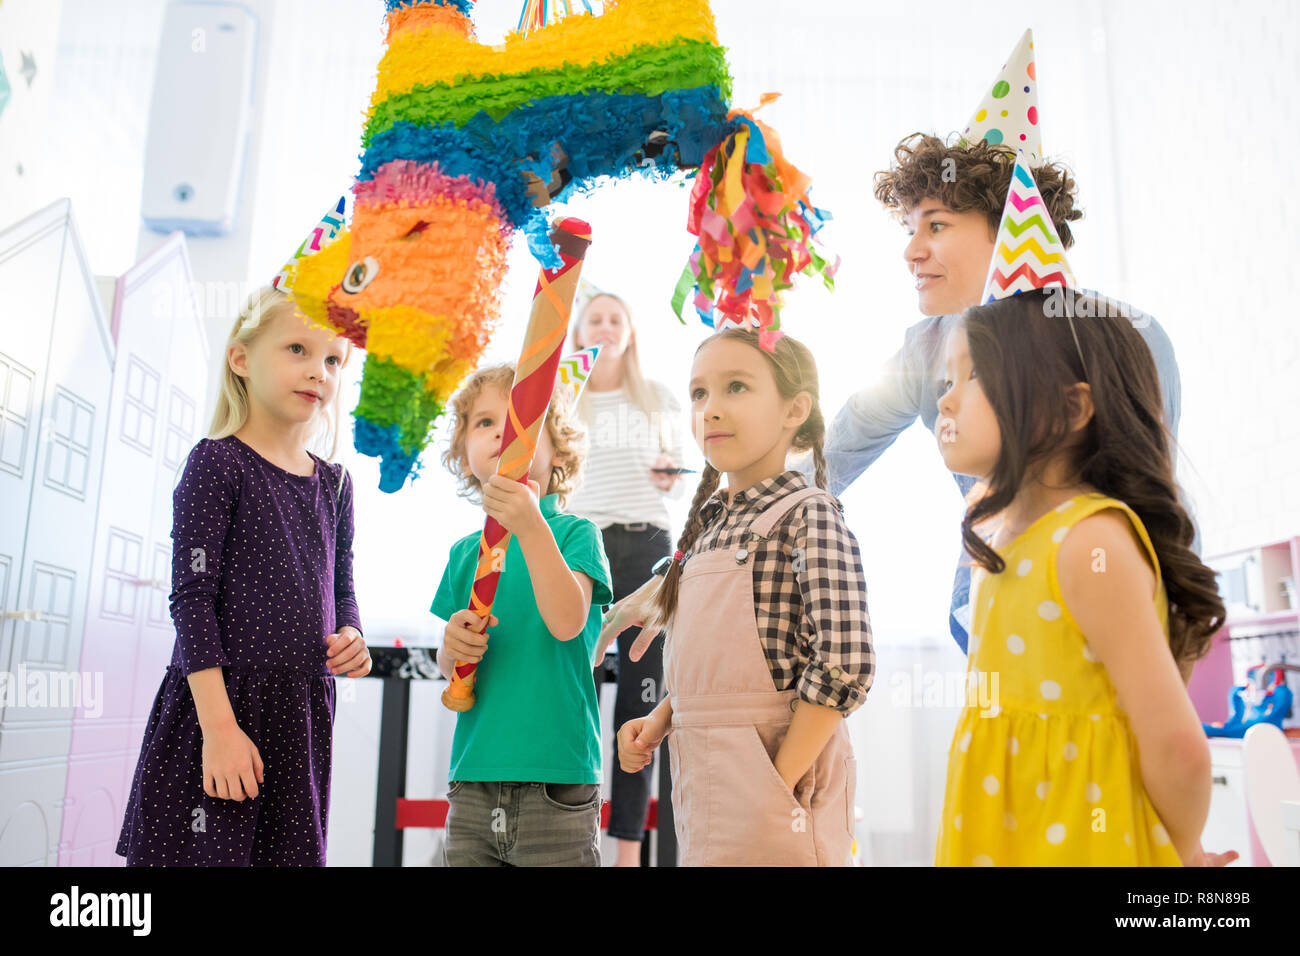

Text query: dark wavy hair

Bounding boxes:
[874,133,1083,248]
[959,290,1224,668]
[649,329,828,633]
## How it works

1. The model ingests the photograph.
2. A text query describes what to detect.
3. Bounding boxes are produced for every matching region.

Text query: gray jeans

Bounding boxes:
[442,780,602,867]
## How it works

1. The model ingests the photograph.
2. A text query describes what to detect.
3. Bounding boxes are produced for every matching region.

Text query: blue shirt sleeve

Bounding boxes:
[1089,296,1197,554]
[1080,291,1181,441]
[556,516,614,607]
[1133,312,1181,441]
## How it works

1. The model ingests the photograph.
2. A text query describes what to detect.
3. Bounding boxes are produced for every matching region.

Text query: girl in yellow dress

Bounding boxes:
[932,288,1234,866]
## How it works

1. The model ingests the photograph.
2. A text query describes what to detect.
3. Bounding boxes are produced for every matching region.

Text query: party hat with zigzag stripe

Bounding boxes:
[982,150,1076,302]
[555,345,602,404]
[270,194,350,294]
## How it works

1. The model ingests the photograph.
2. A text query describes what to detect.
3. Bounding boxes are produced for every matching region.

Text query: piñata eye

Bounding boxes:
[341,257,379,293]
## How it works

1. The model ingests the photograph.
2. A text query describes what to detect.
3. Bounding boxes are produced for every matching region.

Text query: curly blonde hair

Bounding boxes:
[441,363,588,508]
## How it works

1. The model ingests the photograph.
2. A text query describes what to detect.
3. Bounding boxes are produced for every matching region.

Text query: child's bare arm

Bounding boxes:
[774,701,843,791]
[1057,511,1213,864]
[188,667,238,733]
[618,695,675,772]
[189,667,263,800]
[435,643,454,681]
[516,522,593,640]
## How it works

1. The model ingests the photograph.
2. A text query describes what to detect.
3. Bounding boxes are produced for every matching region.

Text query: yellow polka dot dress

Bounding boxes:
[935,493,1182,866]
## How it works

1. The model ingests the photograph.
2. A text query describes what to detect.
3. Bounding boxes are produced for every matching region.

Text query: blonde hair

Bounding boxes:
[569,292,662,420]
[208,285,351,461]
[441,362,588,508]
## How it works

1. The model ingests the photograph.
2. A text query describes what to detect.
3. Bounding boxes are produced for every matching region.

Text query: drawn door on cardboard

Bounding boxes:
[0,200,114,866]
[59,232,206,865]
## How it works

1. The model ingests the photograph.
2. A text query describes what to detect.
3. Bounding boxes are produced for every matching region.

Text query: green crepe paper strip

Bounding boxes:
[353,355,445,456]
[669,261,694,324]
[353,356,410,429]
[364,38,731,144]
[808,247,835,291]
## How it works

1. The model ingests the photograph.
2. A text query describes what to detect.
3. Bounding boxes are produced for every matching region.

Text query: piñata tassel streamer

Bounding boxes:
[671,94,838,351]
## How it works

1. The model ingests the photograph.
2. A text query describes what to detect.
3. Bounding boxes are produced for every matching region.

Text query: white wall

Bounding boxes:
[12,0,1298,866]
[1091,0,1300,556]
[0,0,66,222]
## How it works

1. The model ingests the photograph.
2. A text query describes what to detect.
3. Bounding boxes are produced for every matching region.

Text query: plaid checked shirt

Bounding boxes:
[687,470,874,713]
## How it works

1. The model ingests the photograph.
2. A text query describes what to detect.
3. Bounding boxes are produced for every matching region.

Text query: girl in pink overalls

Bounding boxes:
[615,328,874,866]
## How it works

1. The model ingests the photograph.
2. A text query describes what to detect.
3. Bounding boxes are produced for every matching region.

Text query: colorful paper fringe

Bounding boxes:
[517,0,594,35]
[671,94,838,350]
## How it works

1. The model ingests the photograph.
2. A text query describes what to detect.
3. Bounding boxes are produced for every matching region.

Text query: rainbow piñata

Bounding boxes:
[278,0,833,491]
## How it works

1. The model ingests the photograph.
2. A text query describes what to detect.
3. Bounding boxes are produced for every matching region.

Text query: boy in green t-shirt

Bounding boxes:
[433,363,613,866]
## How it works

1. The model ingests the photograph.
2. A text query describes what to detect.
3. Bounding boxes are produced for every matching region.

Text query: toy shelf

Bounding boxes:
[1190,535,1300,728]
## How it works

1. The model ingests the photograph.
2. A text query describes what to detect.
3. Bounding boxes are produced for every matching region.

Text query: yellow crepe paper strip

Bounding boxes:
[290,234,353,328]
[363,303,453,371]
[372,0,719,109]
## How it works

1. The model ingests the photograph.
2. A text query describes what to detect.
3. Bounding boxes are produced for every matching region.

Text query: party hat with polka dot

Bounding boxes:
[960,28,1041,160]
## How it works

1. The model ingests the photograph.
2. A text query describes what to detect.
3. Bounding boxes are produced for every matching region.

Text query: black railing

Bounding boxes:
[364,645,675,867]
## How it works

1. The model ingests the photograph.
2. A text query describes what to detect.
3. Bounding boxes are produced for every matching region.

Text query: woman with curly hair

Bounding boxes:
[820,132,1185,655]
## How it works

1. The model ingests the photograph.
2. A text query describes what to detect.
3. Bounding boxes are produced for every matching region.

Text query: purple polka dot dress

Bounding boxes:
[115,435,363,866]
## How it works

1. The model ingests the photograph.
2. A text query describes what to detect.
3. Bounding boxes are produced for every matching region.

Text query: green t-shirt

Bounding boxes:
[431,494,613,784]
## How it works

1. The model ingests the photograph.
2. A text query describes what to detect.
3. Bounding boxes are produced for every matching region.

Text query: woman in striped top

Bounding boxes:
[566,290,685,867]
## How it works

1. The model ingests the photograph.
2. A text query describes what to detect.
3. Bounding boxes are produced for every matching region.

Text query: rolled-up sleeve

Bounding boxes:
[333,466,363,635]
[792,497,874,713]
[169,441,237,675]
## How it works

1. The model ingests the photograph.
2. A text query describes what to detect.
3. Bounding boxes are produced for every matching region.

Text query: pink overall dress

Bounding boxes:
[665,487,857,866]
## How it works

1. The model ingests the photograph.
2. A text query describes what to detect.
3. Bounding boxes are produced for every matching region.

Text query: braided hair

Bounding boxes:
[647,329,828,634]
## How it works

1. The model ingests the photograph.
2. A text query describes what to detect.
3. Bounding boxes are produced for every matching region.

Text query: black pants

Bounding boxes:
[597,523,670,842]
